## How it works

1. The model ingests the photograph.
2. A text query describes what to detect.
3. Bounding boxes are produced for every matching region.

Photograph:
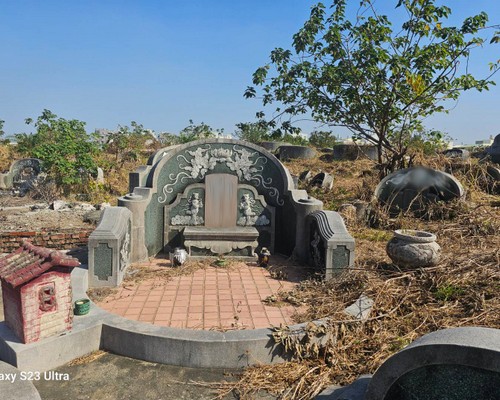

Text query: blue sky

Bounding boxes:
[0,0,498,145]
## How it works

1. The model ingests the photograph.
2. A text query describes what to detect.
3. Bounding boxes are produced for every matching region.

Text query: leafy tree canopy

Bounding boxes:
[179,120,223,143]
[16,109,98,187]
[245,0,499,172]
[309,130,339,148]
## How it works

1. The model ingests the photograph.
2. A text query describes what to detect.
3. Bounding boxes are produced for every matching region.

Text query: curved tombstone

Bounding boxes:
[486,133,500,163]
[277,145,316,161]
[365,327,500,400]
[90,139,341,287]
[0,158,42,192]
[375,167,464,215]
[443,148,470,160]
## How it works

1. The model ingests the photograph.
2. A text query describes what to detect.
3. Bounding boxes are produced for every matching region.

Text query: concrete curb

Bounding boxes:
[0,265,312,371]
[0,360,41,399]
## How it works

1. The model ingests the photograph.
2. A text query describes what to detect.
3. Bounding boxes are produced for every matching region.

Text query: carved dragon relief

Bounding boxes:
[158,145,283,206]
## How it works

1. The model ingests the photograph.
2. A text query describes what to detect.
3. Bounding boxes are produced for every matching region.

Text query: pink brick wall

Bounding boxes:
[20,270,73,343]
[2,280,24,342]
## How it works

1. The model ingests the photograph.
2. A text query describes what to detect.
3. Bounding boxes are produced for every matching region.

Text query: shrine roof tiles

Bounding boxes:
[0,241,80,288]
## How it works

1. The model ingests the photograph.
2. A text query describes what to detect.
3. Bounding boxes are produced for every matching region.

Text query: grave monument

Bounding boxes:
[88,139,355,287]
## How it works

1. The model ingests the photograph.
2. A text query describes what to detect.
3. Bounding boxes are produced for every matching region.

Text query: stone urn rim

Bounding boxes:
[394,229,436,243]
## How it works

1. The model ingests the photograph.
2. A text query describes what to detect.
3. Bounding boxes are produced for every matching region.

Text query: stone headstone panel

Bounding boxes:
[205,174,238,228]
[374,167,464,215]
[277,145,316,161]
[364,327,500,400]
[88,206,132,287]
[486,133,500,163]
[120,139,305,260]
[96,167,105,184]
[443,148,469,160]
[306,210,355,279]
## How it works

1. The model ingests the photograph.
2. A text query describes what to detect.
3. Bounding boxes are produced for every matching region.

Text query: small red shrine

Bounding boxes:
[0,241,80,344]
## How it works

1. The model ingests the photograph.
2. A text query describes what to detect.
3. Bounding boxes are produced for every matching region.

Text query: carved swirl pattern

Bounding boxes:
[158,145,283,205]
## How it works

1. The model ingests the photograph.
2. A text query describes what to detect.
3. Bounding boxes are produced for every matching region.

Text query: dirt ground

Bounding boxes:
[0,195,95,231]
[33,352,275,400]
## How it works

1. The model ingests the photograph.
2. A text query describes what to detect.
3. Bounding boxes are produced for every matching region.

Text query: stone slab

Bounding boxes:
[316,375,371,400]
[364,327,500,400]
[0,360,41,399]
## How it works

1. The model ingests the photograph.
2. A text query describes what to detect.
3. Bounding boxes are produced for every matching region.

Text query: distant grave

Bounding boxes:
[375,167,464,215]
[0,158,43,194]
[443,148,469,160]
[333,144,378,161]
[486,133,500,163]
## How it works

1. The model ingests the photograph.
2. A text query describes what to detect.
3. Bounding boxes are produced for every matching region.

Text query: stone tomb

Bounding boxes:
[375,166,464,215]
[0,158,42,192]
[89,139,355,287]
[486,133,500,163]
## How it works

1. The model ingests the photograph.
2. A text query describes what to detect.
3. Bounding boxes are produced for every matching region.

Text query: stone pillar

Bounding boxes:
[292,196,323,262]
[118,192,149,263]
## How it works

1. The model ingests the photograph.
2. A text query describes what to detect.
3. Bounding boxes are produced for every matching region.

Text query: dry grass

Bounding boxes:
[67,350,108,366]
[210,155,500,400]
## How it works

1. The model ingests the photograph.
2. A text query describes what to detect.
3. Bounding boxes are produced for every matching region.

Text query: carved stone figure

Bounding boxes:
[186,193,203,225]
[239,194,256,226]
[310,229,323,268]
[120,231,130,269]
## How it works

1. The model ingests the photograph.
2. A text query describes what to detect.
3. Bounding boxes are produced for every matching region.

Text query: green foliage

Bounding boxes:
[16,109,98,188]
[0,119,8,145]
[102,121,158,165]
[235,122,271,144]
[246,0,499,173]
[433,284,465,302]
[157,132,181,147]
[407,128,450,155]
[281,133,309,146]
[308,130,338,148]
[178,120,223,143]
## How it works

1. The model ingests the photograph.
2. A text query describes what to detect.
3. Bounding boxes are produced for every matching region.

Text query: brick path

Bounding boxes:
[96,258,304,330]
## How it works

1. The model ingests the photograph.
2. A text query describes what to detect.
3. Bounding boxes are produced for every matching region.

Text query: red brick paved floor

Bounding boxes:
[96,256,305,330]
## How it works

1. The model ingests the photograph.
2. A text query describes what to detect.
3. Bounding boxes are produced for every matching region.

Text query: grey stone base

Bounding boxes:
[183,226,259,257]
